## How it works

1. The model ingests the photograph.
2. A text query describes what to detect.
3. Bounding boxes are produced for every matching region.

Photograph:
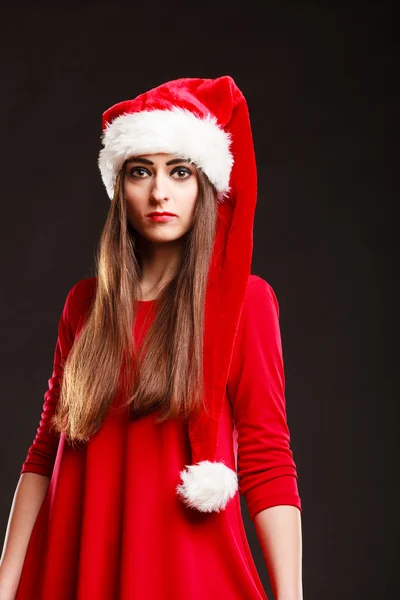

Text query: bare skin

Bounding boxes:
[123,153,199,300]
[254,505,303,600]
[0,473,50,599]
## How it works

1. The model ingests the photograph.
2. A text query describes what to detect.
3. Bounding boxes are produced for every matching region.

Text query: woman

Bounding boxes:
[0,76,303,599]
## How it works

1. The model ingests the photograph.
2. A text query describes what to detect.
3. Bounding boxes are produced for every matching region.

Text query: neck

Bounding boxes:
[137,236,183,300]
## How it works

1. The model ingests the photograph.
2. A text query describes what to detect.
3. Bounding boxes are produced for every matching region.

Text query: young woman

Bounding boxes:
[0,76,303,600]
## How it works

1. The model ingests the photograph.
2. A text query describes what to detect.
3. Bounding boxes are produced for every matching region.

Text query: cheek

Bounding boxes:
[124,184,146,212]
[179,181,198,216]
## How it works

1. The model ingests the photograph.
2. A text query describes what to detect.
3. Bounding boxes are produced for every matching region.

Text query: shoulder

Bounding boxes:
[244,273,280,317]
[68,276,97,301]
[64,276,98,334]
[230,274,282,362]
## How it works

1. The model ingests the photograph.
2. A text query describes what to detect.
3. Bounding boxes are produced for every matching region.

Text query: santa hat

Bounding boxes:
[98,76,258,513]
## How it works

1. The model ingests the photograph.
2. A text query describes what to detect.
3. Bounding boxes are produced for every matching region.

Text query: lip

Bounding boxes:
[147,212,177,217]
[146,212,178,222]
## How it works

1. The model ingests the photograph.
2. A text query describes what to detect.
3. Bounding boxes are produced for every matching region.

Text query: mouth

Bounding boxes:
[146,211,177,217]
[146,212,178,222]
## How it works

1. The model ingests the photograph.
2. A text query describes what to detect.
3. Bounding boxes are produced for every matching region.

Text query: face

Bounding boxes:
[123,153,198,244]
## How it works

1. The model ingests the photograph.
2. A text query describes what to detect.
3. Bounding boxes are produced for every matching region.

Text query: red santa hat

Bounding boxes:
[98,76,258,513]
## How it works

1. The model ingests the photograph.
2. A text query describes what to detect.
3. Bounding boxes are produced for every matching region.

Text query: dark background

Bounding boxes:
[0,1,397,598]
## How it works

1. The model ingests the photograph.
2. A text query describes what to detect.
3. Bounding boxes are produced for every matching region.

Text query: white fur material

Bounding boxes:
[98,108,234,200]
[176,460,238,513]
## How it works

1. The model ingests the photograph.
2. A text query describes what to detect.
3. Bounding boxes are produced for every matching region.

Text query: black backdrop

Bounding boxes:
[0,2,397,598]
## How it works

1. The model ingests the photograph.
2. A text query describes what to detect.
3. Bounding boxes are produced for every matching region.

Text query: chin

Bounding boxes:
[130,222,191,244]
[152,234,185,244]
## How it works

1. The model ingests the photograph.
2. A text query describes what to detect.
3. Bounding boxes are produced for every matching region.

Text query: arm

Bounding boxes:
[254,505,303,600]
[227,276,303,597]
[0,473,50,599]
[19,285,76,478]
[0,284,77,598]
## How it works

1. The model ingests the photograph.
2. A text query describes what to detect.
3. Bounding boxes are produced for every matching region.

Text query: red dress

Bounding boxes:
[16,274,302,599]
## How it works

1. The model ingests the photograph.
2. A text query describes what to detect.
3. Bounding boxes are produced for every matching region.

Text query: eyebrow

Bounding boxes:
[125,157,191,166]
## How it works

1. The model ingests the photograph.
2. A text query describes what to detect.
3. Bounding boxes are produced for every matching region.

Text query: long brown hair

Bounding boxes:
[51,163,218,445]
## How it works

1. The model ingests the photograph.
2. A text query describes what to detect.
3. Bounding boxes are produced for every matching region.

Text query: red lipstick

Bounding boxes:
[146,211,178,222]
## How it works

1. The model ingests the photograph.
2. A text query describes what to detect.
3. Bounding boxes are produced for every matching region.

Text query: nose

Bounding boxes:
[150,172,171,202]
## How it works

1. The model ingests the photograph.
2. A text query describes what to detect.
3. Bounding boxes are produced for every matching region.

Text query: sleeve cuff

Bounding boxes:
[243,475,302,521]
[20,463,53,478]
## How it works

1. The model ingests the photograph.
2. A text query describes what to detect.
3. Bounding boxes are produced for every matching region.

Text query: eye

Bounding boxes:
[171,166,192,180]
[129,166,150,178]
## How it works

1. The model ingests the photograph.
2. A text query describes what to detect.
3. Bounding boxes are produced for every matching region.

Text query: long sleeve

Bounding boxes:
[20,284,77,478]
[227,275,302,522]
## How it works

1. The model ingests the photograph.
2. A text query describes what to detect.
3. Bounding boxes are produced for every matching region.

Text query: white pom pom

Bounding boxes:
[176,460,238,513]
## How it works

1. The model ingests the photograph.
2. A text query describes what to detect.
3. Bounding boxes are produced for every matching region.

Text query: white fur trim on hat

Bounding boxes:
[176,460,238,513]
[98,108,234,200]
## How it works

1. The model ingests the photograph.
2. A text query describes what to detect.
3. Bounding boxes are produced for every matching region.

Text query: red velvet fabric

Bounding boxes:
[17,275,301,599]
